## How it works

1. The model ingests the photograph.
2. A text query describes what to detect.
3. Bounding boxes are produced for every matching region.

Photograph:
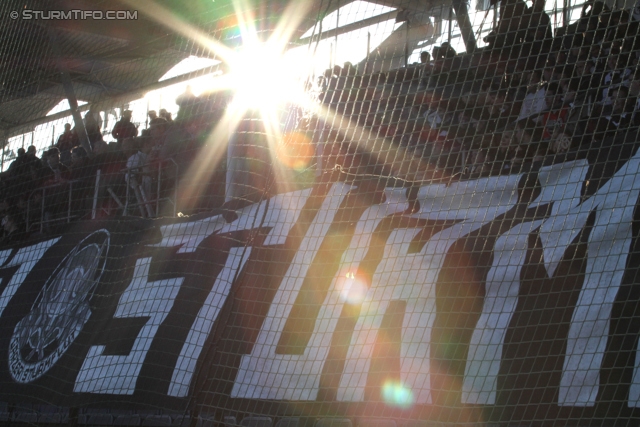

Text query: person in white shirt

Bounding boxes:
[518,69,547,120]
[600,49,632,105]
[627,69,640,122]
[123,137,153,216]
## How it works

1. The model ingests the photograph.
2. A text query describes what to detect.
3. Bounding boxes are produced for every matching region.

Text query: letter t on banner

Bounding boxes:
[231,183,354,400]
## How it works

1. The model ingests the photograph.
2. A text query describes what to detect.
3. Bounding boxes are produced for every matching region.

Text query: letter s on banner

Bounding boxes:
[74,257,183,394]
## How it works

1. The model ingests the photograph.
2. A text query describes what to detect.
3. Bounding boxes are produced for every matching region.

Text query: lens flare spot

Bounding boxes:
[382,381,414,409]
[276,132,314,170]
[336,270,368,305]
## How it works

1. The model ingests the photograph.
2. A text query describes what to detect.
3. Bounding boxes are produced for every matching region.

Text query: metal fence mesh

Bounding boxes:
[0,0,640,426]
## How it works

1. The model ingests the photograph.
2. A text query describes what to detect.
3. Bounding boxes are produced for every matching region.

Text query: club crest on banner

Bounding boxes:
[8,230,110,384]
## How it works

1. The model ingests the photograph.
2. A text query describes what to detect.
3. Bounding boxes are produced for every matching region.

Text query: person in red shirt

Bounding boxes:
[111,110,138,146]
[540,82,569,139]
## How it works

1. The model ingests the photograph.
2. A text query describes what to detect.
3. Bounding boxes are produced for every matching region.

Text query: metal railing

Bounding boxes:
[26,179,85,233]
[26,158,180,231]
[122,158,179,218]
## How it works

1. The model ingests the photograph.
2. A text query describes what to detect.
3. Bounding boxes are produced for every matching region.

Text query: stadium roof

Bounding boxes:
[0,0,452,138]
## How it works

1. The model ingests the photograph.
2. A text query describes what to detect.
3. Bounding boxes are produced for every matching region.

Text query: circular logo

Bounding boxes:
[8,230,110,383]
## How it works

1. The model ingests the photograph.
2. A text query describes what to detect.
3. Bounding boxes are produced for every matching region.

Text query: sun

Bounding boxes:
[226,41,307,113]
[129,0,329,205]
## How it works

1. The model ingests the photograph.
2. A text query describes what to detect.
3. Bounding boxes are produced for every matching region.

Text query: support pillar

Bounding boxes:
[47,28,92,154]
[1,130,7,173]
[452,0,477,53]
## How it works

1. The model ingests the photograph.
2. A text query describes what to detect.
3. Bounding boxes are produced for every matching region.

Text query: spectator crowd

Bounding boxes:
[0,86,227,244]
[312,0,640,179]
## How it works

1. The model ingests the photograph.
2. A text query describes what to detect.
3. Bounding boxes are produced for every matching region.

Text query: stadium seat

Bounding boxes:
[240,416,273,427]
[398,422,430,427]
[358,419,397,427]
[142,414,173,426]
[195,415,217,427]
[114,414,142,426]
[80,408,115,425]
[315,418,352,427]
[274,418,300,427]
[13,411,38,424]
[0,402,8,422]
[172,414,191,427]
[36,405,68,424]
[12,403,37,424]
[225,415,238,426]
[80,413,114,426]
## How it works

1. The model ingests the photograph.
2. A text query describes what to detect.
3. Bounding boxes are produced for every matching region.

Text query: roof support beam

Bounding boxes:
[4,64,222,138]
[296,10,398,46]
[47,27,93,154]
[366,0,432,10]
[451,0,477,52]
[356,11,436,74]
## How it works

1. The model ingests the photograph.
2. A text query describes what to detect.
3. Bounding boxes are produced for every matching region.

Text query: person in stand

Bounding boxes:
[176,85,196,107]
[123,137,153,217]
[69,146,93,182]
[599,85,635,133]
[24,146,40,169]
[176,85,197,120]
[7,148,26,175]
[84,108,104,146]
[6,146,41,200]
[37,147,72,227]
[148,110,166,127]
[485,0,529,53]
[518,69,548,121]
[420,51,433,88]
[55,123,77,165]
[111,110,138,146]
[68,146,94,218]
[433,42,457,60]
[43,147,70,185]
[540,82,570,139]
[159,108,173,123]
[521,0,553,56]
[0,209,27,244]
[600,48,633,105]
[575,86,636,149]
